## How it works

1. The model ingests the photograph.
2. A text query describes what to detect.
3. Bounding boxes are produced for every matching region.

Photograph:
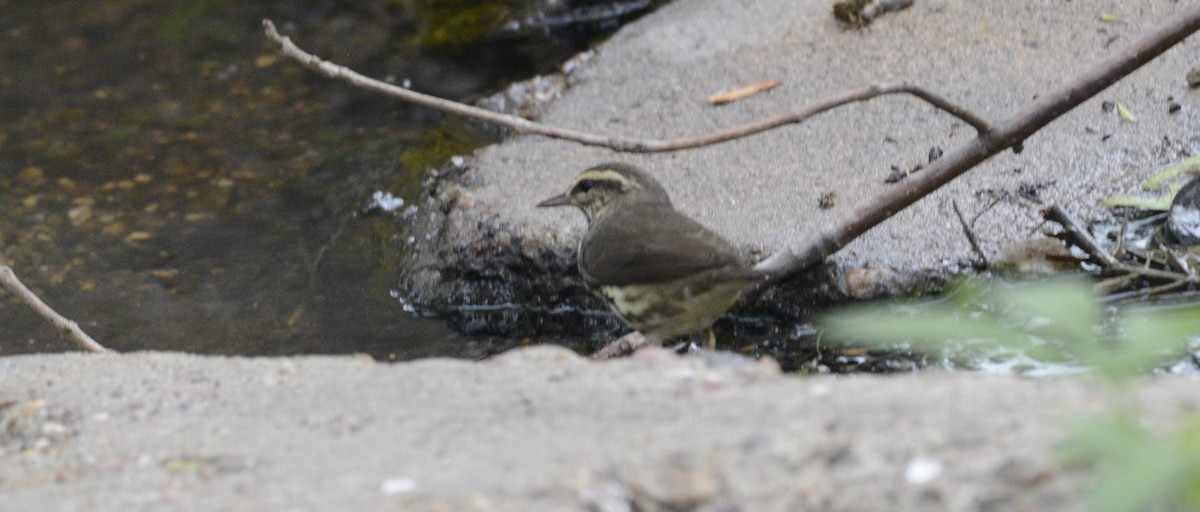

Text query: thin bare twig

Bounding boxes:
[0,266,111,353]
[1142,277,1192,297]
[261,19,997,153]
[1165,250,1192,275]
[1113,210,1129,257]
[1044,205,1121,268]
[1095,273,1141,297]
[951,200,989,268]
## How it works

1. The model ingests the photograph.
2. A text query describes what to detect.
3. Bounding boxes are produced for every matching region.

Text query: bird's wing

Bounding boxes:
[579,207,744,286]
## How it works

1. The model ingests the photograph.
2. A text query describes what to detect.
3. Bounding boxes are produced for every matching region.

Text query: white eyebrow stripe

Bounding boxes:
[577,169,637,191]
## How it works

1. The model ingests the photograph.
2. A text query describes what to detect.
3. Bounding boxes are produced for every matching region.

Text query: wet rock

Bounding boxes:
[1168,176,1200,245]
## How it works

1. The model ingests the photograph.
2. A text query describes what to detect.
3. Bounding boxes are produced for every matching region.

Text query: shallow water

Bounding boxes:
[0,1,657,359]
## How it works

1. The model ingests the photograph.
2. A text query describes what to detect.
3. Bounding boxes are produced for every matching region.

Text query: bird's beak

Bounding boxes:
[536,193,572,208]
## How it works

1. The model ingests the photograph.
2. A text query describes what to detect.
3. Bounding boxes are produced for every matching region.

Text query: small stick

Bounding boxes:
[1043,205,1121,268]
[1094,273,1141,296]
[1113,211,1129,257]
[1140,277,1191,298]
[708,80,781,105]
[1165,250,1193,275]
[0,266,111,353]
[972,193,1009,228]
[952,200,989,268]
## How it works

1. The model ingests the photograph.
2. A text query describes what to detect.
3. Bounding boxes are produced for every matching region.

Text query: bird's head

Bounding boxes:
[536,163,672,222]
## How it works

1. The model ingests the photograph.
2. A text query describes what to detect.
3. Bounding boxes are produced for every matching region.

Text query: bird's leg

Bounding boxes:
[703,328,716,350]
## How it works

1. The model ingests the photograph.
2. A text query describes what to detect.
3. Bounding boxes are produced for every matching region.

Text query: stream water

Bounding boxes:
[0,0,659,360]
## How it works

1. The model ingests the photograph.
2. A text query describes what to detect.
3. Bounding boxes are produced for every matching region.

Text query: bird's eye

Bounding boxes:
[576,179,595,194]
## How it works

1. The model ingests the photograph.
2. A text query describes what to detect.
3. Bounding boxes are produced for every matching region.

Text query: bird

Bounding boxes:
[536,162,763,348]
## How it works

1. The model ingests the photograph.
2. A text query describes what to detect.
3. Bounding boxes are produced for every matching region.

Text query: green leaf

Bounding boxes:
[820,279,1101,364]
[1143,155,1200,191]
[1102,185,1180,211]
[821,279,1199,380]
[996,279,1098,345]
[1116,102,1137,123]
[821,306,1026,348]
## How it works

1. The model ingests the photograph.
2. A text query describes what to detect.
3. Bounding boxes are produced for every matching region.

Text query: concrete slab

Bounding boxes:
[6,348,1199,511]
[402,0,1200,316]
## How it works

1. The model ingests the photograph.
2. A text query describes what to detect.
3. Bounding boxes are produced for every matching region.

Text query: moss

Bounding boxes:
[404,0,512,49]
[392,122,490,198]
[155,0,222,40]
[395,125,476,171]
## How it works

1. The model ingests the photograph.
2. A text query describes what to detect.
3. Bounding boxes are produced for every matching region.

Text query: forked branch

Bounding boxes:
[262,19,998,152]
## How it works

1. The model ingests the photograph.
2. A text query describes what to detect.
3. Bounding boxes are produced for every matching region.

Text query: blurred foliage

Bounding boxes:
[1062,414,1200,512]
[820,278,1200,512]
[821,278,1200,381]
